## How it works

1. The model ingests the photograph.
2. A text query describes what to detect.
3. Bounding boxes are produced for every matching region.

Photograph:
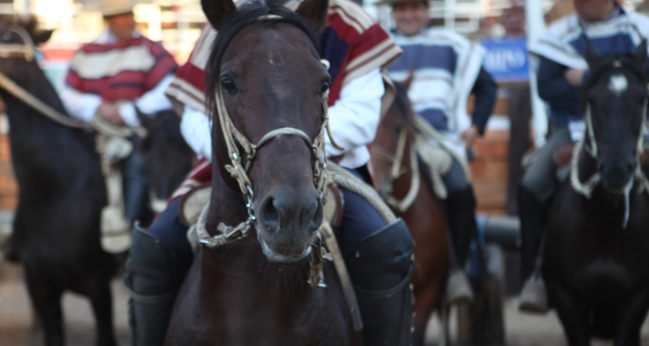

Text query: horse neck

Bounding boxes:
[206,130,250,232]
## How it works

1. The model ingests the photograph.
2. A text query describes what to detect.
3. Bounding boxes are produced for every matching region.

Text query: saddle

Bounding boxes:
[93,115,147,254]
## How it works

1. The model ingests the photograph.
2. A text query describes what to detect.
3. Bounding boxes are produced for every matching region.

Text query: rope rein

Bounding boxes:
[0,26,145,137]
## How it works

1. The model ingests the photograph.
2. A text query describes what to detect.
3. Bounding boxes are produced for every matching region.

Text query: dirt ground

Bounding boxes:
[1,262,649,346]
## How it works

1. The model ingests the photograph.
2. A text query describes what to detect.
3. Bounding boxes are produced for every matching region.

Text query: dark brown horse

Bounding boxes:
[370,83,450,346]
[0,19,192,346]
[543,42,649,345]
[164,0,359,344]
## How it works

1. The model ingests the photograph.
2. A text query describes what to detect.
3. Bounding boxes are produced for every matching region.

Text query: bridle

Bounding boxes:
[570,57,649,228]
[196,14,342,248]
[370,123,420,213]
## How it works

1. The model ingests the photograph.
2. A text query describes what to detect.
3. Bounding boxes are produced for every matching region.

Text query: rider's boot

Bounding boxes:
[518,184,549,313]
[125,226,190,346]
[346,219,415,346]
[443,186,478,305]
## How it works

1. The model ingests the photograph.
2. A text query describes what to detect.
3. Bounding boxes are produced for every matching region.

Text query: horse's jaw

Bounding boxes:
[257,230,315,264]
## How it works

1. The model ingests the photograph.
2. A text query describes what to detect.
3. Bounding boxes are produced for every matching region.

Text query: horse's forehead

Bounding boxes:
[607,73,629,97]
[227,24,315,61]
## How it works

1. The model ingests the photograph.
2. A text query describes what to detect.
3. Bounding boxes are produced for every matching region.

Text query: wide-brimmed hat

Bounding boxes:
[96,0,142,17]
[375,0,429,6]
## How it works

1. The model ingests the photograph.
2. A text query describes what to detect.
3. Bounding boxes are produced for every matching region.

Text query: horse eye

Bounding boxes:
[320,80,331,94]
[221,78,237,94]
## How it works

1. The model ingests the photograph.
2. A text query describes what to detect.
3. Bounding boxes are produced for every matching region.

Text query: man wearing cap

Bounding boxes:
[385,0,498,305]
[61,0,178,227]
[125,0,416,345]
[520,0,649,313]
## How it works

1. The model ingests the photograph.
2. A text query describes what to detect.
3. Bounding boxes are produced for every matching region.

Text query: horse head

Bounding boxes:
[136,109,194,208]
[371,82,415,201]
[0,15,52,80]
[582,40,648,193]
[203,0,329,263]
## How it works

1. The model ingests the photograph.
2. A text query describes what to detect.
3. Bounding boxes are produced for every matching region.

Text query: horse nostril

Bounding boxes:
[260,197,280,233]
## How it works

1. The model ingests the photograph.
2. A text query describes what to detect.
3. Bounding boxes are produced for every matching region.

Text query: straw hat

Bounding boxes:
[96,0,142,17]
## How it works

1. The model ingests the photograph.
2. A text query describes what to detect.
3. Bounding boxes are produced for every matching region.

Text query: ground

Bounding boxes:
[2,262,649,346]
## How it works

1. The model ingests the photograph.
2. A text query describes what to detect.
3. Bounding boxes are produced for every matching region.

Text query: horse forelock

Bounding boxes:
[205,3,318,118]
[391,82,414,125]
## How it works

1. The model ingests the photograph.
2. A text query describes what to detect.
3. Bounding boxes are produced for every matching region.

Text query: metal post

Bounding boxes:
[525,0,548,147]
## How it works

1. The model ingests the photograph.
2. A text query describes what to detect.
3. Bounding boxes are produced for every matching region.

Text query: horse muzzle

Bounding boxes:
[255,188,323,263]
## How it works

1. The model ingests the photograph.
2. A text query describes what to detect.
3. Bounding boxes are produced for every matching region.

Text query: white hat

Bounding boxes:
[97,0,142,17]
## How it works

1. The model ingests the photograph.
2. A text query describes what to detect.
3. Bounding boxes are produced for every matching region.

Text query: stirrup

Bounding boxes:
[444,270,474,306]
[518,275,549,314]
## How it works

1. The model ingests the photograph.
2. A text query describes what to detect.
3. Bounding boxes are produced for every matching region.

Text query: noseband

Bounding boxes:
[197,14,341,248]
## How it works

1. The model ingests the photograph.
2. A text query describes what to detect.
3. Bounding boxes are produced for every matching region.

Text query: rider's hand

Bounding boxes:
[97,102,125,126]
[461,125,480,149]
[564,68,585,87]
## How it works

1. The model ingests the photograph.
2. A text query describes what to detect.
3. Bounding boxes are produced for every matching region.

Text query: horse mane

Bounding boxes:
[581,52,647,112]
[205,2,318,117]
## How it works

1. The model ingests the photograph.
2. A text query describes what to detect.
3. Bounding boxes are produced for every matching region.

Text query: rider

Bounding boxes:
[126,0,415,345]
[385,0,497,305]
[519,0,649,312]
[61,0,178,228]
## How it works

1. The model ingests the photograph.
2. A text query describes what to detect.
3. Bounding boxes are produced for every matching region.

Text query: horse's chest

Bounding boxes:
[544,188,649,290]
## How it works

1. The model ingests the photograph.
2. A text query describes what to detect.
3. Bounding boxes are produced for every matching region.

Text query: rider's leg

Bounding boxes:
[518,127,571,312]
[337,167,415,346]
[125,197,192,346]
[441,158,478,304]
[122,149,153,226]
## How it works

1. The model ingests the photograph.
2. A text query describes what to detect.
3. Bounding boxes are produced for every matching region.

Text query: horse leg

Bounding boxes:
[614,292,649,346]
[25,267,64,346]
[552,286,590,346]
[86,272,116,346]
[438,305,451,346]
[411,284,442,346]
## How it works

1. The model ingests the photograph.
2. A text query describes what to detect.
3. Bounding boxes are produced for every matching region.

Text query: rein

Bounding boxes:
[372,127,420,213]
[0,26,146,138]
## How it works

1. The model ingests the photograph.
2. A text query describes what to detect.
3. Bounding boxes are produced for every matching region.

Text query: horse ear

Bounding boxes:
[201,0,238,31]
[295,0,329,33]
[32,30,53,45]
[635,39,648,67]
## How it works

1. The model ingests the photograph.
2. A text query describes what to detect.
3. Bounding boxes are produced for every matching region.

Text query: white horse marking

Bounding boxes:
[608,74,628,96]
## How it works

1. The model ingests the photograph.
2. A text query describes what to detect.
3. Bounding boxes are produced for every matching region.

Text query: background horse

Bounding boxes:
[165,0,359,344]
[0,19,192,346]
[370,82,449,346]
[543,42,649,345]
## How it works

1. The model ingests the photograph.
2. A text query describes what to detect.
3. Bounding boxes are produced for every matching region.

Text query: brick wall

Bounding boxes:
[0,127,17,211]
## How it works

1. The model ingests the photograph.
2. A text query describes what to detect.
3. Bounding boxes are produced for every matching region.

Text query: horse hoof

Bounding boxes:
[444,270,474,306]
[518,276,549,314]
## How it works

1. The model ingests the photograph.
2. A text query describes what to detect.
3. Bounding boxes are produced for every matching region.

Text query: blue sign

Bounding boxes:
[481,38,530,82]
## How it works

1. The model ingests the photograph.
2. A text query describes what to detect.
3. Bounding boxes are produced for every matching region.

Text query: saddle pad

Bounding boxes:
[414,134,453,199]
[179,185,212,227]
